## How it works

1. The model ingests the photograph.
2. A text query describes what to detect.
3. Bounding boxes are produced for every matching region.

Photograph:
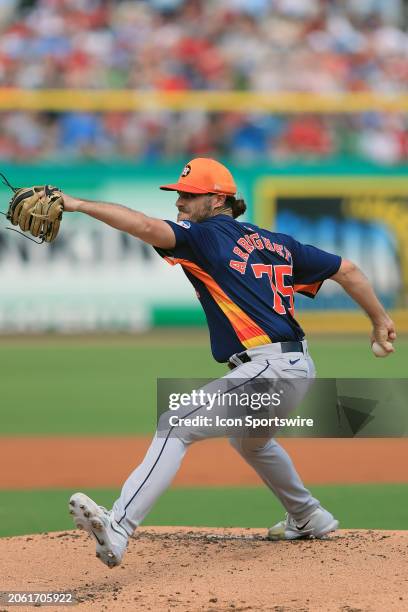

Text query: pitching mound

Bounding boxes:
[0,527,407,611]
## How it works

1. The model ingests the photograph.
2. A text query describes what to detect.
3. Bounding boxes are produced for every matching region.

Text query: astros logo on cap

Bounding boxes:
[160,158,237,196]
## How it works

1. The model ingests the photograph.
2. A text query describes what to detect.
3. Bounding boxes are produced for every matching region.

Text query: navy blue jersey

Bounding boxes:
[155,215,341,362]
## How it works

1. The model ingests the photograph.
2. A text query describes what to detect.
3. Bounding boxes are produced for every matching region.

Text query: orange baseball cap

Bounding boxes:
[160,158,237,195]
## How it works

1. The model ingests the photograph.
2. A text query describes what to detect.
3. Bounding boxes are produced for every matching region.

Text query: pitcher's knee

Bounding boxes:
[173,427,198,445]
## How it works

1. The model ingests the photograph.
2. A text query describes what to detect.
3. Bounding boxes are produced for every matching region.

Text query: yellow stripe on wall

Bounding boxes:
[297,310,408,334]
[1,89,408,113]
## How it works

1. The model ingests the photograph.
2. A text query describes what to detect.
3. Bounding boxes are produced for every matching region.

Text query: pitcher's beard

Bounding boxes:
[177,201,213,223]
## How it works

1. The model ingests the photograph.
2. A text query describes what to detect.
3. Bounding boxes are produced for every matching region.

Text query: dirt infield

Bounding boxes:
[0,527,407,611]
[1,437,407,488]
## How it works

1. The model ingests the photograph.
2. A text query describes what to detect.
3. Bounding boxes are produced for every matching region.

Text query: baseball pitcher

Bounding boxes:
[15,158,396,567]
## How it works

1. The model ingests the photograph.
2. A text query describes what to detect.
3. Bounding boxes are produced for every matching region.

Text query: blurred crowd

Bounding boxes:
[0,0,407,164]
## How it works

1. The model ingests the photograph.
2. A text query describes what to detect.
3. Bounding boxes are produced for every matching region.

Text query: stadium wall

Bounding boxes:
[0,160,407,333]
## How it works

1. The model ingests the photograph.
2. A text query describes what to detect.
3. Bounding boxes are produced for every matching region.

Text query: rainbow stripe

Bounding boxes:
[165,257,271,349]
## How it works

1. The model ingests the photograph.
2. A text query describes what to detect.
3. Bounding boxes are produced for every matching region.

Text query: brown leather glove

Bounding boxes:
[7,185,64,243]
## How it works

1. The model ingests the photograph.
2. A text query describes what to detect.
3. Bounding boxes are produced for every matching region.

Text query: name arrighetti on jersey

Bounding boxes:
[155,215,341,362]
[229,230,292,275]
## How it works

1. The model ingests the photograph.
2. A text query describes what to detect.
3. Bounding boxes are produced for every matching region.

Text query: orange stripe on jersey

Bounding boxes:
[294,281,322,297]
[165,256,271,349]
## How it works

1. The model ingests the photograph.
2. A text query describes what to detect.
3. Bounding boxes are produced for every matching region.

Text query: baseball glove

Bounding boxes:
[6,184,64,243]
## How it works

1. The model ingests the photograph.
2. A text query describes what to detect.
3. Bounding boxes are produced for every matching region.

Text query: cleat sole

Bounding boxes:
[68,493,126,569]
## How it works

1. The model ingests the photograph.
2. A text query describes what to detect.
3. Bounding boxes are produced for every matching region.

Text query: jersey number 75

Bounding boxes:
[251,264,294,316]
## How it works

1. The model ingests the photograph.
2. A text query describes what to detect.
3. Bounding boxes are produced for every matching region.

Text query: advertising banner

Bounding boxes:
[0,162,406,330]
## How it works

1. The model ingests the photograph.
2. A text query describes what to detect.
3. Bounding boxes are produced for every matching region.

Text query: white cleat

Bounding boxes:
[69,492,129,568]
[267,506,339,541]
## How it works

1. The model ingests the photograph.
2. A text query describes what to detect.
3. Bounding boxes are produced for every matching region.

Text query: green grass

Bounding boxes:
[0,337,407,435]
[0,484,407,537]
[0,343,223,435]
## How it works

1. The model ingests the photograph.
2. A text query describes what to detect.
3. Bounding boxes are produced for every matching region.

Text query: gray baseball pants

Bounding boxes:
[113,342,320,535]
